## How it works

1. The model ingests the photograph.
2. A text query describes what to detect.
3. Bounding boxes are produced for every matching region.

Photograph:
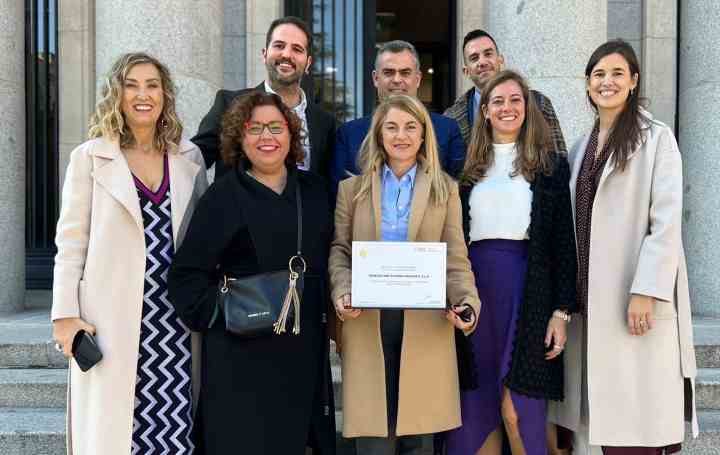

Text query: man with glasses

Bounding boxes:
[192,16,335,180]
[330,40,466,195]
[445,29,566,153]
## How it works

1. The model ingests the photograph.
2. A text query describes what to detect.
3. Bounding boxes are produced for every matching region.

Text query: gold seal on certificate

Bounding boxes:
[351,241,447,309]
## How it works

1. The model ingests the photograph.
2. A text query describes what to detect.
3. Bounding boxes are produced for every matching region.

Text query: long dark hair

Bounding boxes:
[461,70,553,186]
[585,39,648,171]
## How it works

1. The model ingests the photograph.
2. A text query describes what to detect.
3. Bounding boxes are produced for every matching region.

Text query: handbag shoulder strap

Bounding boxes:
[295,184,302,255]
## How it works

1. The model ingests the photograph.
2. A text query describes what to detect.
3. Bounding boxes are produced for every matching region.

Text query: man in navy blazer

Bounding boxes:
[331,40,466,194]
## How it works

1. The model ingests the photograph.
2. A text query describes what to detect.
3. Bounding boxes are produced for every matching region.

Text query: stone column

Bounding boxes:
[95,0,224,137]
[485,0,607,146]
[59,0,95,188]
[455,0,488,96]
[224,0,247,90]
[642,0,677,129]
[245,0,283,87]
[679,2,720,317]
[0,0,26,313]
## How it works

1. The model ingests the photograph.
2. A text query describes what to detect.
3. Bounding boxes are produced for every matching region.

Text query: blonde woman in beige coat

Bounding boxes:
[51,53,208,455]
[547,40,697,455]
[329,94,481,454]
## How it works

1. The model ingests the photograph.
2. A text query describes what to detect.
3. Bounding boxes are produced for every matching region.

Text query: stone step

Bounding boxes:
[0,408,65,455]
[697,368,720,410]
[0,408,354,455]
[685,410,720,454]
[694,318,720,369]
[0,370,66,408]
[0,309,66,369]
[0,408,717,455]
[2,310,717,370]
[24,291,52,311]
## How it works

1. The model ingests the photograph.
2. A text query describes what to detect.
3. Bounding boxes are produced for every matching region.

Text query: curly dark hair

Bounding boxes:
[220,91,305,169]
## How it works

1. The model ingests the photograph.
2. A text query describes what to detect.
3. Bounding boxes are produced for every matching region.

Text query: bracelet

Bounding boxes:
[552,309,571,322]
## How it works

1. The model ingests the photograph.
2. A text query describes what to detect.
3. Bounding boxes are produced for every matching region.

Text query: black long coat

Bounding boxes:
[168,164,336,454]
[191,83,336,179]
[458,153,578,400]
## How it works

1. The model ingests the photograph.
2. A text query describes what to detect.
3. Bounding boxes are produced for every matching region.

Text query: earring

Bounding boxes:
[630,88,635,97]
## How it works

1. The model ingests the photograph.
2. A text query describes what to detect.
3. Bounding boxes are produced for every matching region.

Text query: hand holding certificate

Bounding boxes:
[351,241,447,309]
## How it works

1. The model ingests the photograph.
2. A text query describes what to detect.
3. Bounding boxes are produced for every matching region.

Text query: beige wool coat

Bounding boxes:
[548,112,698,446]
[329,163,481,438]
[51,137,208,455]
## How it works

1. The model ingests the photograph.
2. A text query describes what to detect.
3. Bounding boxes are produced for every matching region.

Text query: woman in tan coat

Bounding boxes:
[51,53,208,454]
[547,40,697,455]
[329,94,480,454]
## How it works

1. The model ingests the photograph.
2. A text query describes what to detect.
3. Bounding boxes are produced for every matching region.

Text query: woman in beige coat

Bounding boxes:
[547,40,697,455]
[51,53,208,454]
[329,94,481,454]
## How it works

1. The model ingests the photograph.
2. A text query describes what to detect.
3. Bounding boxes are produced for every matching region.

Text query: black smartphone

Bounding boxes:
[72,330,103,372]
[450,304,474,323]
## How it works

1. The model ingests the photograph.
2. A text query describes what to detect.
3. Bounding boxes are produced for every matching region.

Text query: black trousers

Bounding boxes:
[355,310,432,455]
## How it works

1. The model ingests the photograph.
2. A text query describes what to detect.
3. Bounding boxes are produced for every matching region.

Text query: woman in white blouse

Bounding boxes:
[445,70,577,455]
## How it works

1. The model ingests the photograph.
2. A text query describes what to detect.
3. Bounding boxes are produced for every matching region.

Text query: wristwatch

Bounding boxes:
[552,309,572,322]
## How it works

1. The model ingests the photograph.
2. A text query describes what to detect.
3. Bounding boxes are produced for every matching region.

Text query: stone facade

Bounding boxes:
[679,2,720,318]
[485,0,606,147]
[3,1,718,318]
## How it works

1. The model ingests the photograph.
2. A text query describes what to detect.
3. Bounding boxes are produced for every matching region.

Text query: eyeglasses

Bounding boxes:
[244,121,288,136]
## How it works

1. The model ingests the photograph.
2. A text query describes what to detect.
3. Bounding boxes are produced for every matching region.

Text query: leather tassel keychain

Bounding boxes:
[274,255,306,335]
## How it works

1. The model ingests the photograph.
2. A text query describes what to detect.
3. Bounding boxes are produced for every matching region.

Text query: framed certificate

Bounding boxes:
[351,241,447,309]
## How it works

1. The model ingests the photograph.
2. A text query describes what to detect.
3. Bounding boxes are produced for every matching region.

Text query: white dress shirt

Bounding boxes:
[264,81,311,170]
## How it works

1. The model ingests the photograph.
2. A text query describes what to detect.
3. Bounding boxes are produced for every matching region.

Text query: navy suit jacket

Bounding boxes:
[330,112,466,196]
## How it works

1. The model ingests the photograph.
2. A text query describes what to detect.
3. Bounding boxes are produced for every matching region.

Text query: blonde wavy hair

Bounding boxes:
[88,52,182,152]
[461,70,553,186]
[356,94,448,206]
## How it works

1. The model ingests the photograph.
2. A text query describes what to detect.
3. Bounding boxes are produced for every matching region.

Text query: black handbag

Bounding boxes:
[216,184,306,338]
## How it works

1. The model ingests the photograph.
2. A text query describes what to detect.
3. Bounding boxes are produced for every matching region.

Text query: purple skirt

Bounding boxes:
[446,239,547,455]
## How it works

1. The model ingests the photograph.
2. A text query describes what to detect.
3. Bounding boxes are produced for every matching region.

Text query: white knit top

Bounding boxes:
[468,142,532,241]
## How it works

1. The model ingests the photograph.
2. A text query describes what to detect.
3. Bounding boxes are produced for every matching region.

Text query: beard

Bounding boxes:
[266,58,305,86]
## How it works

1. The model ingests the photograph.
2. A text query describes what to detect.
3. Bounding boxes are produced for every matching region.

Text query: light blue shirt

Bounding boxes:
[380,163,417,241]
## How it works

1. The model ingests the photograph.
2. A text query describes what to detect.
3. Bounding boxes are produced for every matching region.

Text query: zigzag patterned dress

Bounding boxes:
[131,157,194,454]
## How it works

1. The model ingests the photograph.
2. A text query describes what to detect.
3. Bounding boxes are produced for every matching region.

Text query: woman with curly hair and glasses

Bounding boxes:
[51,52,208,454]
[168,91,336,454]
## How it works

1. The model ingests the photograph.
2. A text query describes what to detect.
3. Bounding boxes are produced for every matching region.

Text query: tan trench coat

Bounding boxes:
[329,163,481,437]
[548,112,698,446]
[51,137,208,455]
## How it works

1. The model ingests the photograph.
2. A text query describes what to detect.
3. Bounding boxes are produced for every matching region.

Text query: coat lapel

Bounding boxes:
[596,142,642,191]
[306,105,324,175]
[597,110,652,191]
[90,139,144,232]
[569,134,590,213]
[168,148,201,246]
[407,164,431,242]
[370,168,383,241]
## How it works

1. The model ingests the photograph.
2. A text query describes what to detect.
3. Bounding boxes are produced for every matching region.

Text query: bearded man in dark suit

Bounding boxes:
[193,16,335,180]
